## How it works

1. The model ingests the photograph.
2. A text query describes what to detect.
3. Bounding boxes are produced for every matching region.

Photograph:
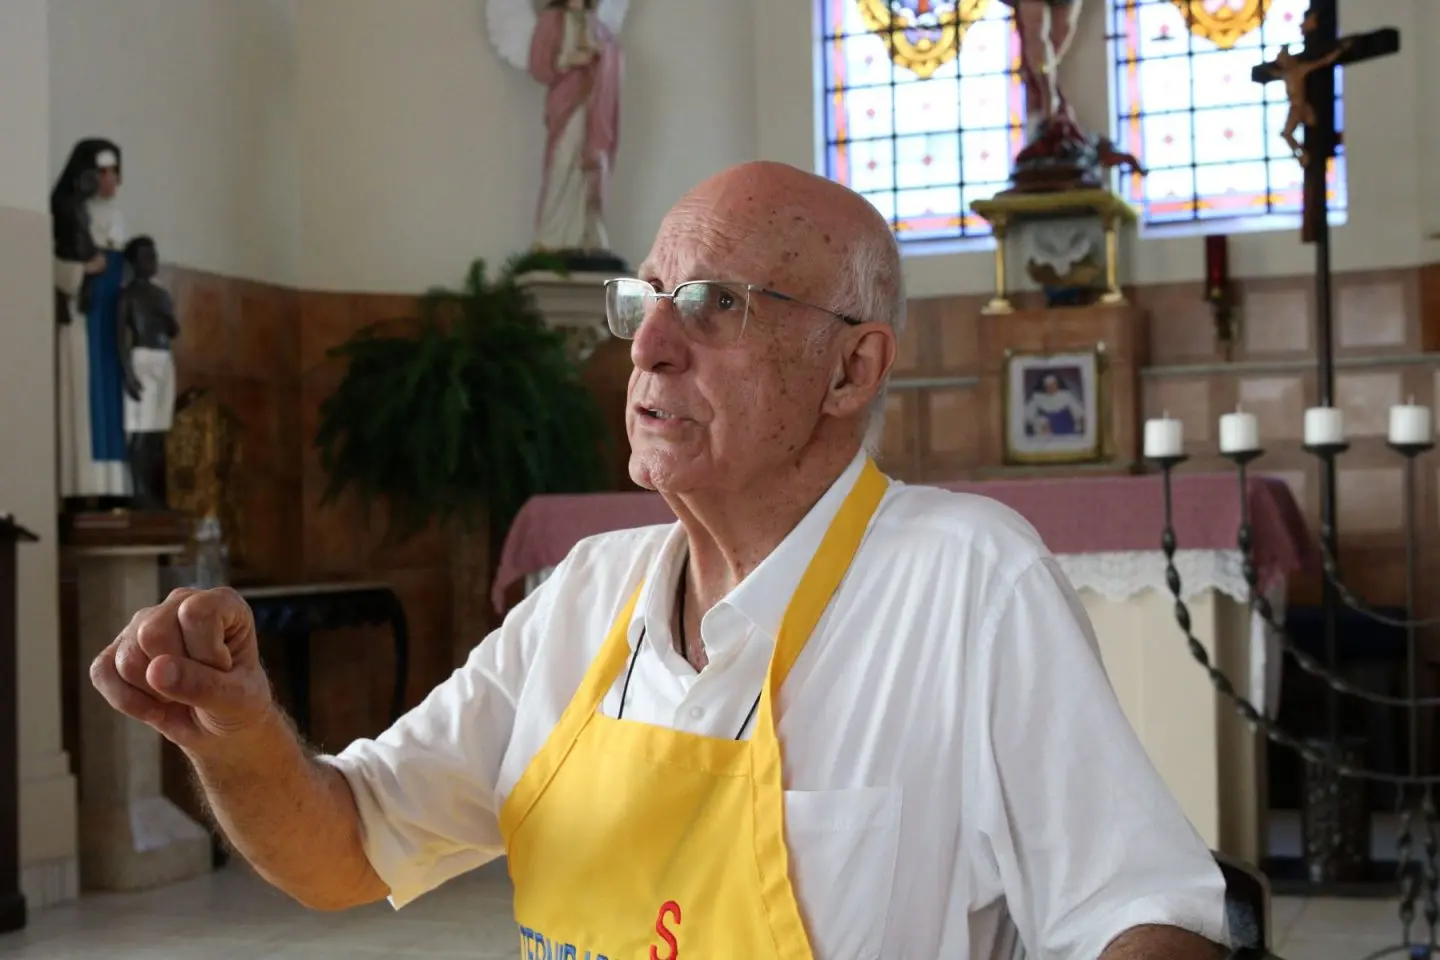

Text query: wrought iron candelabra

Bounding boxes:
[1147,409,1439,960]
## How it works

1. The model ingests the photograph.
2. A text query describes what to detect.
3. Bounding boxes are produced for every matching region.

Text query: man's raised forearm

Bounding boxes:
[187,707,389,911]
[1101,924,1228,960]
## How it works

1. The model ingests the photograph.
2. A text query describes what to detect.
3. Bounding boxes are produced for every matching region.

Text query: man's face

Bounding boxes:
[97,166,119,199]
[625,207,842,496]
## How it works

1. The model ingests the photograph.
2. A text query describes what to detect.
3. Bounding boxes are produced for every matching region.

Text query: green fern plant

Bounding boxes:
[314,252,611,544]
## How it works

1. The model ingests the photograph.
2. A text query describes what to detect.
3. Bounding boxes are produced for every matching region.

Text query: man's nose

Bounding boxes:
[630,298,689,373]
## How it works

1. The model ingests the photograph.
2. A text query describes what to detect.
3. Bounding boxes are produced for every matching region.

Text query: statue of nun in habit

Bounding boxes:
[52,138,131,507]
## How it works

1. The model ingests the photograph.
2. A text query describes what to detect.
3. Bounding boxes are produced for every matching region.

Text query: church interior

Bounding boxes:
[2,0,1439,957]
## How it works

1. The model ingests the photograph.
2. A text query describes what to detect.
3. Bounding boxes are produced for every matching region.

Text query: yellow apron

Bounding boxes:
[499,459,888,960]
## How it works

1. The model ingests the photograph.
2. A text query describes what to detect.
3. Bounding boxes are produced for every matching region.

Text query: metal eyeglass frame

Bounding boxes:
[603,277,863,343]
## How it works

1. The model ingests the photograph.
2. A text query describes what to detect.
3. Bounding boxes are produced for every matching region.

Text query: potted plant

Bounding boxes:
[314,252,612,550]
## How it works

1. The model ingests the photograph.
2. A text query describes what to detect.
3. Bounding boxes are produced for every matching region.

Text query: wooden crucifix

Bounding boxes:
[1251,1,1399,243]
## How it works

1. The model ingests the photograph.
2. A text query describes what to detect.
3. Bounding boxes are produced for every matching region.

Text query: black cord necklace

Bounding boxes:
[677,557,690,663]
[616,562,763,740]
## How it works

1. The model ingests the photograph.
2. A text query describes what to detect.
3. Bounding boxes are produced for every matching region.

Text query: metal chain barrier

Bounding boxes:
[1156,476,1440,783]
[1153,453,1440,960]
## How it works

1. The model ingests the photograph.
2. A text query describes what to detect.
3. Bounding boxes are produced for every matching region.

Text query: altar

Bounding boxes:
[492,472,1313,863]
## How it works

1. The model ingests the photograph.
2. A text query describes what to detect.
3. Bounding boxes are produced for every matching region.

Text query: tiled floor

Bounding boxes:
[0,860,1424,959]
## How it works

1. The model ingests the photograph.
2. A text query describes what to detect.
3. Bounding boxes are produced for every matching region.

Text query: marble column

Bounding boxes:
[71,543,211,892]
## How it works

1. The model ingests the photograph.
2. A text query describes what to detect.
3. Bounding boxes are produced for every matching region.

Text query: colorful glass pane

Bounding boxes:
[1111,0,1347,226]
[820,0,1026,241]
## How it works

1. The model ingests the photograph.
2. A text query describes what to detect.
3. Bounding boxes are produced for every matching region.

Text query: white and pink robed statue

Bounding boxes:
[487,0,630,265]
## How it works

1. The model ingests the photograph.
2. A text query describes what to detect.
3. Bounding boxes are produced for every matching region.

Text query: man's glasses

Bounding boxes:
[603,278,862,347]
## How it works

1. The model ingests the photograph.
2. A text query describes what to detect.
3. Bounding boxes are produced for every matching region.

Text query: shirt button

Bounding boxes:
[688,706,704,720]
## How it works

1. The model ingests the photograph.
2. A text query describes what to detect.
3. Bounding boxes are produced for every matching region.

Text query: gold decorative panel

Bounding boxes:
[1169,0,1270,50]
[854,0,992,79]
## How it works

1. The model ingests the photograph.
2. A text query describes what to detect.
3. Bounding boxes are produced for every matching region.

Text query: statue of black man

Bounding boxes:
[117,235,180,509]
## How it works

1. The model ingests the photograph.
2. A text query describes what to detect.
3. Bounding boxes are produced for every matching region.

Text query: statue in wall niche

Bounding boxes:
[51,138,131,509]
[118,235,180,510]
[486,0,630,272]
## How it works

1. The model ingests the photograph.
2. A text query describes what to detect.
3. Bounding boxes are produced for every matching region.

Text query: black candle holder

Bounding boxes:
[1387,439,1438,959]
[1148,453,1189,574]
[1389,441,1437,461]
[1229,444,1371,890]
[1164,436,1440,958]
[1153,449,1440,950]
[1308,441,1440,629]
[1223,447,1264,633]
[1303,437,1352,881]
[1302,442,1351,459]
[1146,453,1190,472]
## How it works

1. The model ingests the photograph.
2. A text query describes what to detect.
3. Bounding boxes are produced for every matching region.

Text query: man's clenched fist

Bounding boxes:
[90,587,275,754]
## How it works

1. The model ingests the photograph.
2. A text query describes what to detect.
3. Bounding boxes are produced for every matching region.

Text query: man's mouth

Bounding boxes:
[639,406,676,421]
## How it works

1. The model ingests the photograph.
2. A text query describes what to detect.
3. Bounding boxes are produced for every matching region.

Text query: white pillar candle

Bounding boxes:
[1303,406,1345,446]
[1144,414,1184,459]
[1218,409,1259,454]
[1388,399,1432,446]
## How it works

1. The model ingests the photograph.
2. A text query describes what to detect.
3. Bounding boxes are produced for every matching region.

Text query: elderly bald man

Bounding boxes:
[91,162,1229,959]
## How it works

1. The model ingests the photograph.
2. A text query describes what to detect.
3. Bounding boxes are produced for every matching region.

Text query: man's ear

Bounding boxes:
[823,325,897,419]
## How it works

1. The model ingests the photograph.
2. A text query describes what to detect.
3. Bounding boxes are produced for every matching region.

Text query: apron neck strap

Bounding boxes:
[764,458,889,693]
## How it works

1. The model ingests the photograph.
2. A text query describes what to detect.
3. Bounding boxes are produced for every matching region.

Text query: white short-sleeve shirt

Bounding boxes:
[326,453,1229,959]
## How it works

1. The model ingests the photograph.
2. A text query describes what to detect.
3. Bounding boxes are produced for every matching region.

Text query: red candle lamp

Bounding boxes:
[1204,234,1236,353]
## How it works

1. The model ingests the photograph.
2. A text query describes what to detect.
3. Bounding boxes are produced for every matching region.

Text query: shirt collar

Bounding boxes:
[628,450,873,652]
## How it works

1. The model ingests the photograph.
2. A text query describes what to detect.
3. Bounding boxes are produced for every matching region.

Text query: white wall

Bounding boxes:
[0,0,79,905]
[1419,0,1440,265]
[47,0,759,294]
[42,0,1436,297]
[292,0,758,293]
[756,0,1432,299]
[0,1,50,216]
[49,0,301,286]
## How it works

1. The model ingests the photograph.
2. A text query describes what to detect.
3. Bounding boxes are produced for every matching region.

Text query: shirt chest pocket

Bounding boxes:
[783,786,903,960]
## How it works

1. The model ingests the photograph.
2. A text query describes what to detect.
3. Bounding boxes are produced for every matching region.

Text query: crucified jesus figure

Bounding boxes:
[1000,0,1082,139]
[1272,39,1349,166]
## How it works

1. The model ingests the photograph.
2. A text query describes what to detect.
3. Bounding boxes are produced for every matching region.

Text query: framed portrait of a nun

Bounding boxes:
[1002,345,1108,465]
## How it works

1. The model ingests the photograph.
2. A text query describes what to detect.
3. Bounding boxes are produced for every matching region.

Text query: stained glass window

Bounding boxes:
[1111,0,1347,226]
[818,0,1027,242]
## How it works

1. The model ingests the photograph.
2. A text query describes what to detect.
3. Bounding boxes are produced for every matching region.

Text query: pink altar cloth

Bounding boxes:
[493,473,1315,612]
